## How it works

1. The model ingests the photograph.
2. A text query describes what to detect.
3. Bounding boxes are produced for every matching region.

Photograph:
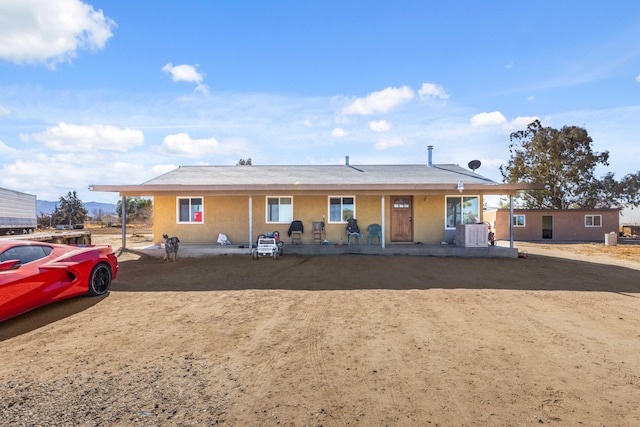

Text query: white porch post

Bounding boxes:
[249,196,253,248]
[381,196,386,248]
[509,194,514,249]
[121,195,126,250]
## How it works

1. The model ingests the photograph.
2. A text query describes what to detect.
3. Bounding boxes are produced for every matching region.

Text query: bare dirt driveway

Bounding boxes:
[1,233,640,426]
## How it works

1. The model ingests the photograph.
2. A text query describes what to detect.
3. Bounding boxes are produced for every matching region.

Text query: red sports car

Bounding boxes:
[0,240,118,322]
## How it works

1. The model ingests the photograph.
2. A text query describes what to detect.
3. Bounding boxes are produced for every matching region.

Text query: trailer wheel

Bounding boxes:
[54,237,63,244]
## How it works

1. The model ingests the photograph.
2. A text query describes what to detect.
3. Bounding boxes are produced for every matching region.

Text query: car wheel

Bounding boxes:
[88,263,112,296]
[252,249,259,260]
[273,251,279,260]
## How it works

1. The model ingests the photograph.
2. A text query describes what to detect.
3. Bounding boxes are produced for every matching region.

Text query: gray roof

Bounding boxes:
[90,164,543,195]
[143,164,496,186]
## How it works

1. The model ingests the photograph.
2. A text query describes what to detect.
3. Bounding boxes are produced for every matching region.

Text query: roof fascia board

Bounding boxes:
[90,182,544,196]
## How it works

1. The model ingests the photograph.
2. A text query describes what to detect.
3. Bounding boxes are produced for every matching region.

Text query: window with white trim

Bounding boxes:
[512,215,526,227]
[177,197,203,223]
[445,196,479,229]
[266,196,293,223]
[329,196,355,223]
[585,215,602,227]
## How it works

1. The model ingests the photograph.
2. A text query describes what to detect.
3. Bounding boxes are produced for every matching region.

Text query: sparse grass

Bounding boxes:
[575,243,640,261]
[532,241,640,262]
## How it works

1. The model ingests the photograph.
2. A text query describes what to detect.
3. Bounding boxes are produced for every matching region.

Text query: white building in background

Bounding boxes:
[620,206,640,226]
[620,206,640,237]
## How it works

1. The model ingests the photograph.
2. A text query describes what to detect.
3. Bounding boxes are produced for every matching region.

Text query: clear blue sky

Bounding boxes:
[1,0,639,203]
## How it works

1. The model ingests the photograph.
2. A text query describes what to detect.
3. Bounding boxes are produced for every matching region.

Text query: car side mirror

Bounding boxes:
[0,259,22,271]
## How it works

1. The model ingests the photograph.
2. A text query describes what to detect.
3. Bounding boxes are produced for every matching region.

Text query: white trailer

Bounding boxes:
[0,188,37,235]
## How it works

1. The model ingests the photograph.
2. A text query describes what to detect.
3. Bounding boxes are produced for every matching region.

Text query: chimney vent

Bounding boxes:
[427,145,433,167]
[345,155,350,166]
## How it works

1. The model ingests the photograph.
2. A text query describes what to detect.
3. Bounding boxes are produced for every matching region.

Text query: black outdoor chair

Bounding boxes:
[346,218,361,245]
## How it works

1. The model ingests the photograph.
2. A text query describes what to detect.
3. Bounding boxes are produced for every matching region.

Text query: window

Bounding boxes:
[394,198,410,209]
[585,215,602,227]
[445,196,479,229]
[177,197,203,223]
[266,197,293,223]
[512,215,526,227]
[0,245,52,264]
[329,196,355,223]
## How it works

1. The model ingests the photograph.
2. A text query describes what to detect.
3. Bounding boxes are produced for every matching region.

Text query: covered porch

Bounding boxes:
[128,241,520,259]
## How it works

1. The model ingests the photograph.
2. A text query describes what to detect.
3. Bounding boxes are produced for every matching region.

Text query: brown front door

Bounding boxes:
[391,196,413,242]
[542,215,553,239]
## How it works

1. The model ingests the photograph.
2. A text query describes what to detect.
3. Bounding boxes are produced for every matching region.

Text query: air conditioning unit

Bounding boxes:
[455,224,487,247]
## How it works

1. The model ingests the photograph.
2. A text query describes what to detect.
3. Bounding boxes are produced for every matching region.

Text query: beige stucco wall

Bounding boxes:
[153,193,486,245]
[412,194,447,243]
[154,195,250,244]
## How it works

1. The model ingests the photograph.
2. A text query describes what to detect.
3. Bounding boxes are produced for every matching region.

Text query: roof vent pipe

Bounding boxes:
[345,155,350,166]
[427,145,433,167]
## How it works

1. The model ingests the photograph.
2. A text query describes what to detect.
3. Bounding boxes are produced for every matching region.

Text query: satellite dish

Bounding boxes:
[468,160,481,172]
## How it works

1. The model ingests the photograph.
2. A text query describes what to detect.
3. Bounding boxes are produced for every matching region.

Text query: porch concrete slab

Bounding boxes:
[129,242,518,259]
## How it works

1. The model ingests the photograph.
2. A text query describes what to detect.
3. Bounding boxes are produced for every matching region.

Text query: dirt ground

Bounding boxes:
[1,227,640,426]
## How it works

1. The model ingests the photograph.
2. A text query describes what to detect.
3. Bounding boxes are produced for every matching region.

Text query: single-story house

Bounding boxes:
[90,151,541,248]
[484,208,620,242]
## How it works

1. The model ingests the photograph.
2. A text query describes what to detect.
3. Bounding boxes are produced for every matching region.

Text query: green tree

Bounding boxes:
[591,171,640,208]
[500,120,613,209]
[620,172,640,206]
[51,191,87,226]
[236,158,252,165]
[116,197,153,223]
[37,211,52,229]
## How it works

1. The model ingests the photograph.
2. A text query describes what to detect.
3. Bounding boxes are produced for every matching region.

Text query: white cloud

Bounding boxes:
[332,127,348,138]
[504,116,539,132]
[418,83,449,101]
[159,133,244,157]
[370,120,392,132]
[101,161,149,182]
[342,86,414,115]
[636,74,640,82]
[527,95,535,102]
[31,122,144,152]
[470,111,507,127]
[162,62,209,94]
[374,137,409,150]
[151,164,178,176]
[0,155,149,202]
[0,0,116,67]
[470,112,539,133]
[0,140,19,156]
[0,105,10,116]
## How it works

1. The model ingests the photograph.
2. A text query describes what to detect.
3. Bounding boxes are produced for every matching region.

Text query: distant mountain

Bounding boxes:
[36,200,58,215]
[85,201,119,216]
[37,200,118,216]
